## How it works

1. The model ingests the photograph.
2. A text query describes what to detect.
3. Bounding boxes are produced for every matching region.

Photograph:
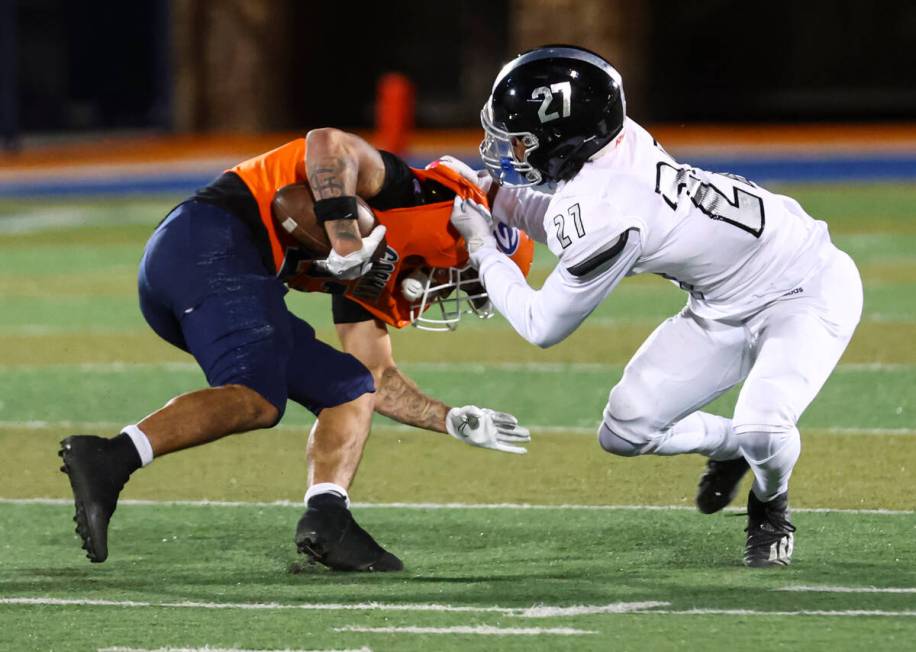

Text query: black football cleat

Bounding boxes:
[744,490,796,568]
[696,456,751,514]
[295,493,403,572]
[58,435,132,563]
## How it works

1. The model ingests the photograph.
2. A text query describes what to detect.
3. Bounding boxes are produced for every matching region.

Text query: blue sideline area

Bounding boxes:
[2,154,916,198]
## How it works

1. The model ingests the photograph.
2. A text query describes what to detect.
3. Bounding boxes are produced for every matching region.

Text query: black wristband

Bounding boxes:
[314,196,359,223]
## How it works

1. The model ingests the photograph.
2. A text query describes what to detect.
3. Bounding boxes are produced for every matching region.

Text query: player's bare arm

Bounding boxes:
[376,368,450,432]
[335,319,449,432]
[306,128,387,257]
[336,318,530,453]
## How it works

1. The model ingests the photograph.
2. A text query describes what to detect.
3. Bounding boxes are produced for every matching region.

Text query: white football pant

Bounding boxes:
[599,245,863,501]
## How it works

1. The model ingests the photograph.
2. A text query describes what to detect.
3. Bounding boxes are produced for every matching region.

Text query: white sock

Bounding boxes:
[123,424,154,467]
[652,411,739,459]
[305,482,350,508]
[737,427,801,501]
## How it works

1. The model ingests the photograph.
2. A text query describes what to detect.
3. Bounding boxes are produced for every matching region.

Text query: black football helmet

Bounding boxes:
[480,45,626,186]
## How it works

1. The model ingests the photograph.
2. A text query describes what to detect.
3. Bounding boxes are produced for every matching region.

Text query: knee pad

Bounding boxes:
[599,383,657,454]
[597,422,646,457]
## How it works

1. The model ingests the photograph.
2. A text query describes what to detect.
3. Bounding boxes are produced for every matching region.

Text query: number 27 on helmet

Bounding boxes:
[480,44,626,187]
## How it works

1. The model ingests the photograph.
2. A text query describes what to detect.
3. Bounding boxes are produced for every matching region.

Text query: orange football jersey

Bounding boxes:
[284,163,534,328]
[230,138,308,270]
[230,140,535,329]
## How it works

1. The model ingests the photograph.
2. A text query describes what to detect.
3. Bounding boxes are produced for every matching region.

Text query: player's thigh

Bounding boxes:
[142,202,295,414]
[137,205,198,351]
[607,308,750,430]
[734,248,862,431]
[178,275,294,416]
[284,314,375,416]
[139,201,271,350]
[734,306,856,432]
[138,285,186,351]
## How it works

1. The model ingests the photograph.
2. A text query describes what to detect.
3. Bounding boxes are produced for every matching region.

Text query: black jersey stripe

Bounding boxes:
[565,229,633,278]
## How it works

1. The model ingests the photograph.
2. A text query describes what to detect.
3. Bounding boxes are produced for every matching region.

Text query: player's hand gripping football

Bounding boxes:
[445,406,531,455]
[449,196,496,259]
[317,224,387,279]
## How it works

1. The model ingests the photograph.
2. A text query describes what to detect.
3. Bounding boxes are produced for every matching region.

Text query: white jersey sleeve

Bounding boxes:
[541,183,643,259]
[491,186,552,244]
[474,229,641,348]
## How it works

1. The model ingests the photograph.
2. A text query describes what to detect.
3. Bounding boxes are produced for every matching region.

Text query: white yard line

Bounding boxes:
[0,207,163,235]
[356,502,916,516]
[647,609,916,618]
[778,585,916,594]
[516,425,916,437]
[834,362,916,372]
[0,596,665,618]
[1,361,200,372]
[0,325,144,336]
[6,597,916,622]
[518,602,668,617]
[814,426,916,436]
[333,626,595,636]
[0,419,129,431]
[0,497,912,515]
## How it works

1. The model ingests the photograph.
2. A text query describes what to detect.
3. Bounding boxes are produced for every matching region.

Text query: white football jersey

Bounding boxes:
[495,118,833,321]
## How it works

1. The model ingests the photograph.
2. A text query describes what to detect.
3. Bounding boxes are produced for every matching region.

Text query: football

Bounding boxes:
[271,182,379,258]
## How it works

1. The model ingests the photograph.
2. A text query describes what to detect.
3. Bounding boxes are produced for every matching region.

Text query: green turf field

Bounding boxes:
[1,184,915,651]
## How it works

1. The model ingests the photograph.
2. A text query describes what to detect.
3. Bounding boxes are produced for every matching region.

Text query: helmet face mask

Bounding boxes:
[480,103,543,187]
[405,264,494,332]
[481,44,626,187]
[400,213,535,332]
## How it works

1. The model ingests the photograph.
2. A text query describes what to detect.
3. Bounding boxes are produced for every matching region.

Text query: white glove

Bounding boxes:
[446,406,531,455]
[450,196,496,259]
[315,224,387,279]
[436,155,492,195]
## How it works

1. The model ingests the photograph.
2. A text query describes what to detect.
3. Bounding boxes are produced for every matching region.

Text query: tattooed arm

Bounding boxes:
[336,319,449,433]
[305,128,388,256]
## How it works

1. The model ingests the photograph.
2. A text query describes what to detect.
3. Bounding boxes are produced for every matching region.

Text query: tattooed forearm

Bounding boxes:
[307,156,353,199]
[330,218,361,243]
[375,366,449,433]
[308,153,362,254]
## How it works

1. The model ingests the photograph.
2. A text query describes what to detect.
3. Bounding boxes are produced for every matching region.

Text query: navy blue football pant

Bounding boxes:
[138,200,374,419]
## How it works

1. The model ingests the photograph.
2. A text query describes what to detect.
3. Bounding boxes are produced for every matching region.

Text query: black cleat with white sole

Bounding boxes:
[295,493,403,572]
[58,435,134,563]
[744,490,796,568]
[696,456,750,514]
